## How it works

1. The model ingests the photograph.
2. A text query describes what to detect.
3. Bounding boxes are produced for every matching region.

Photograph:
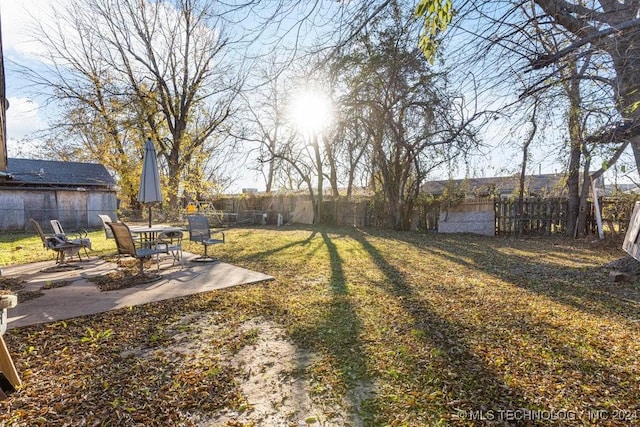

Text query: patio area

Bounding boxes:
[2,253,273,329]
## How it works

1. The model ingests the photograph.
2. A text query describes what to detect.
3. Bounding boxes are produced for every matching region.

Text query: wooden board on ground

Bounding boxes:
[0,295,21,393]
[0,336,21,391]
[623,201,640,261]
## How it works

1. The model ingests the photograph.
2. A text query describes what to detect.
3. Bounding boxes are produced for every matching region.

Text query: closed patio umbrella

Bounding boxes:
[138,138,162,227]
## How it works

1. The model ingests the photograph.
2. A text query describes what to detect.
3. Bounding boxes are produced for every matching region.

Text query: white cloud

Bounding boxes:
[6,97,44,138]
[1,0,62,59]
[5,97,46,157]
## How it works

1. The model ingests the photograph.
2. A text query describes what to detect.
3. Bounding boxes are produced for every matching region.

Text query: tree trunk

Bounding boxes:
[265,137,276,193]
[565,60,582,237]
[518,99,538,234]
[324,138,340,198]
[577,146,591,236]
[313,134,323,224]
[566,147,581,237]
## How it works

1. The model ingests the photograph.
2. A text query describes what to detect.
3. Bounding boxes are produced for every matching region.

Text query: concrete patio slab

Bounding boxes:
[1,253,273,329]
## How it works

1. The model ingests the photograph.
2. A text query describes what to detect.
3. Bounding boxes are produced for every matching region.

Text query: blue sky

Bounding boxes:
[2,0,635,191]
[2,0,54,157]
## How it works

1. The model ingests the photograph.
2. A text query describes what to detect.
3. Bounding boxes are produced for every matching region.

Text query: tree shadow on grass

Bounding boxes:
[355,229,640,416]
[407,232,638,323]
[350,228,533,421]
[229,229,318,264]
[283,230,374,425]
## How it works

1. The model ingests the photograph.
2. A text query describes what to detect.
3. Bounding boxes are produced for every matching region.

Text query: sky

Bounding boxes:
[0,0,269,192]
[1,0,635,193]
[2,0,52,157]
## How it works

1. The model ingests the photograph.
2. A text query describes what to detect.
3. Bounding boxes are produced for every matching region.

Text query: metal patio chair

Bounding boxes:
[186,215,225,262]
[106,221,166,275]
[50,219,91,260]
[97,214,115,239]
[156,230,184,267]
[29,219,83,264]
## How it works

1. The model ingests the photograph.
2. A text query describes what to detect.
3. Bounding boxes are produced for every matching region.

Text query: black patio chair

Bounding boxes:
[186,215,225,262]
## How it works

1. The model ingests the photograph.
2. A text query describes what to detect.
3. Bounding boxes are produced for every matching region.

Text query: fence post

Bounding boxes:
[591,179,604,239]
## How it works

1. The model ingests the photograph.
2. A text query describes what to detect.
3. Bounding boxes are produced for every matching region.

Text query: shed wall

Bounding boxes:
[0,188,117,231]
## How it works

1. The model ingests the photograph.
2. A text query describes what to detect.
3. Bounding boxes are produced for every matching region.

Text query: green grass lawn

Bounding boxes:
[0,227,638,426]
[0,229,116,266]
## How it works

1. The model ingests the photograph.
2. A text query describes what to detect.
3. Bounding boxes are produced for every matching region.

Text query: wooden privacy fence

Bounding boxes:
[437,197,632,236]
[188,195,376,228]
[495,197,637,236]
[187,194,634,236]
[496,197,569,235]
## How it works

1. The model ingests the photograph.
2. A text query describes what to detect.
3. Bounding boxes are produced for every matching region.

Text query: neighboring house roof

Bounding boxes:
[0,158,116,188]
[605,183,640,195]
[422,173,569,197]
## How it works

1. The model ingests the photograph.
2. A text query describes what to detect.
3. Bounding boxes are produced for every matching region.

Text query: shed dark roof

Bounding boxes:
[1,158,115,188]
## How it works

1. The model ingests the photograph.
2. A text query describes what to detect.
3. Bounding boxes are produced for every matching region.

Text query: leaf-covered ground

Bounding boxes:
[1,227,639,426]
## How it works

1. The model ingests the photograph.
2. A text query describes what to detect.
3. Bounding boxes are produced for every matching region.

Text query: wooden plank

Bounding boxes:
[0,336,21,389]
[623,202,640,261]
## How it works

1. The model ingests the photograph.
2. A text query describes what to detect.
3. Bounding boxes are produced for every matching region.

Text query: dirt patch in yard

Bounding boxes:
[162,315,373,426]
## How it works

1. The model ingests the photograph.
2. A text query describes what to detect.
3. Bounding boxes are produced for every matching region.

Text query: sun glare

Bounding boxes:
[290,90,332,135]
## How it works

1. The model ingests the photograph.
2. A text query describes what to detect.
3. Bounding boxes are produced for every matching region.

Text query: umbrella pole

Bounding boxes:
[148,205,152,228]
